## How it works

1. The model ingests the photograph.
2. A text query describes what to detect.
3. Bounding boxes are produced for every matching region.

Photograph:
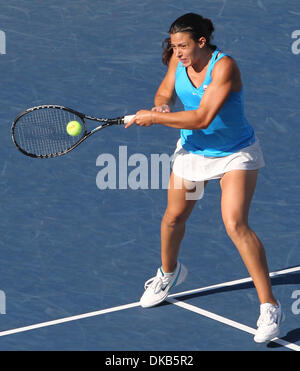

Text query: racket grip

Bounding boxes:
[123,115,135,124]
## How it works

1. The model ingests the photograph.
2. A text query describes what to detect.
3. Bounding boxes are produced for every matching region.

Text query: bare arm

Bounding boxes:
[152,54,178,112]
[126,57,240,129]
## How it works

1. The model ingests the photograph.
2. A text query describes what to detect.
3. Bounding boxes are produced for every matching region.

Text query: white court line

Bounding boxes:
[0,302,140,337]
[167,298,300,351]
[0,265,299,347]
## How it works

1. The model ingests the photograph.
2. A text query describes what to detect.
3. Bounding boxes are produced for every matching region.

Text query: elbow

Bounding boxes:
[192,110,211,130]
[193,118,210,130]
[203,121,212,130]
[198,120,210,130]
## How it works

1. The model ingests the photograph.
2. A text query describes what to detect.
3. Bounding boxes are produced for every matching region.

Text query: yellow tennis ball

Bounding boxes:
[66,120,82,136]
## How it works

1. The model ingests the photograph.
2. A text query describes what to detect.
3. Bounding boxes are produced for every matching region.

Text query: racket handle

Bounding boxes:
[123,115,135,124]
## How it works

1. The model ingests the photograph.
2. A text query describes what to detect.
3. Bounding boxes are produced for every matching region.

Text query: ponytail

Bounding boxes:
[162,37,172,66]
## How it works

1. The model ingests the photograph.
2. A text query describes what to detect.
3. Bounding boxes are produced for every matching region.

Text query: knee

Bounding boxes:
[162,209,188,228]
[223,217,248,240]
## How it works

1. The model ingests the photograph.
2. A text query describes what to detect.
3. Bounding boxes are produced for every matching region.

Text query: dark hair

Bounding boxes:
[162,13,216,65]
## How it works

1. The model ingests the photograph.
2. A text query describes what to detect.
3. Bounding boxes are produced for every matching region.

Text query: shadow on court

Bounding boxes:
[267,328,300,349]
[172,268,300,302]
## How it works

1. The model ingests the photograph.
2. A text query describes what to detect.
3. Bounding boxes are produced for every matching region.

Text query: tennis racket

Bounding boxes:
[11,104,135,158]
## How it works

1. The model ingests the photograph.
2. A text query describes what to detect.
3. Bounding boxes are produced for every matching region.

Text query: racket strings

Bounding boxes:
[13,108,84,156]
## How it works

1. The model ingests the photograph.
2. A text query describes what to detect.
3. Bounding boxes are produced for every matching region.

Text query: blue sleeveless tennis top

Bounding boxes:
[175,49,255,157]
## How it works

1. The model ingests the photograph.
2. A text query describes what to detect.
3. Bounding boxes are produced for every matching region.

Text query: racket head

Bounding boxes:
[11,105,88,158]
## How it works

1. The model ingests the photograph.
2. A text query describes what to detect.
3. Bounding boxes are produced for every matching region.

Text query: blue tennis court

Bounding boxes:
[0,0,299,352]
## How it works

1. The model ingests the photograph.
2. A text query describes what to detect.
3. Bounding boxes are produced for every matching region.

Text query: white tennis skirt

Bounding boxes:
[172,138,265,182]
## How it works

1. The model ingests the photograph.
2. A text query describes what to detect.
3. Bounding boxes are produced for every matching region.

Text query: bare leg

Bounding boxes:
[160,172,199,272]
[220,169,277,305]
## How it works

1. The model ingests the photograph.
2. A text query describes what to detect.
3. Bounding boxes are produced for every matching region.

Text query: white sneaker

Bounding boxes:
[140,262,188,308]
[254,300,285,343]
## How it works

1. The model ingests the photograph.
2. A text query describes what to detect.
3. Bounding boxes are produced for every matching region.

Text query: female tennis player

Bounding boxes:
[125,13,283,343]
